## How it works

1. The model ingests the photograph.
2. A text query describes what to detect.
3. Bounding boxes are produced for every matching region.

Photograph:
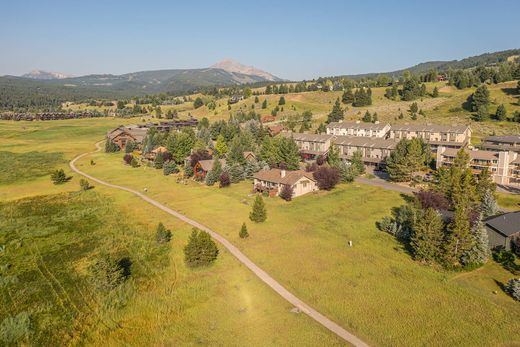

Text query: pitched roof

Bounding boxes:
[280,132,334,143]
[485,212,520,237]
[483,135,520,144]
[390,123,469,133]
[333,135,399,149]
[327,121,390,131]
[197,159,226,172]
[107,125,148,142]
[253,168,316,185]
[440,148,500,161]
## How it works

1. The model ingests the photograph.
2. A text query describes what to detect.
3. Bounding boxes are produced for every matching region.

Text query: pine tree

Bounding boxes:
[254,96,259,103]
[227,136,246,166]
[341,88,355,104]
[277,137,300,170]
[432,86,439,98]
[51,169,68,184]
[205,159,222,186]
[326,98,344,123]
[471,84,490,112]
[480,190,499,218]
[460,217,490,267]
[278,96,286,105]
[362,111,371,123]
[495,104,507,121]
[408,102,419,118]
[184,229,219,268]
[155,222,172,243]
[249,195,267,223]
[326,143,340,168]
[411,208,444,263]
[261,99,267,109]
[351,150,365,175]
[154,152,164,169]
[475,105,489,121]
[239,223,249,239]
[372,112,378,123]
[316,123,327,134]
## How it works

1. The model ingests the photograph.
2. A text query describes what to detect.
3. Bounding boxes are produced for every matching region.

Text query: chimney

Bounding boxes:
[281,170,286,178]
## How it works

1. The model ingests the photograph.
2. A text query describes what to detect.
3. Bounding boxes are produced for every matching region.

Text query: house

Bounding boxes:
[334,136,399,169]
[280,132,334,160]
[243,151,256,162]
[228,95,244,104]
[266,124,287,136]
[194,159,226,179]
[485,212,520,251]
[436,147,520,186]
[253,168,318,197]
[479,135,520,153]
[107,125,148,150]
[145,146,168,160]
[326,121,391,138]
[388,124,471,150]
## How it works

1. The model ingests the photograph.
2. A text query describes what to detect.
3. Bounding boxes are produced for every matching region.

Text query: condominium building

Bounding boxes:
[326,121,391,138]
[479,135,520,153]
[333,136,399,168]
[388,124,471,150]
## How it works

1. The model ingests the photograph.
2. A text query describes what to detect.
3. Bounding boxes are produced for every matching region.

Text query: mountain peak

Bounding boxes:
[210,59,281,81]
[22,70,72,80]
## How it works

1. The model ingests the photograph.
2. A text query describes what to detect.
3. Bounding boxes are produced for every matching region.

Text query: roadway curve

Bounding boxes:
[70,142,369,347]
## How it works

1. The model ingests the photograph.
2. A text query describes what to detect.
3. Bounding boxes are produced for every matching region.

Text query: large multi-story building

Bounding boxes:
[479,135,520,153]
[280,132,334,160]
[436,147,520,186]
[388,124,471,150]
[326,121,391,138]
[333,136,399,169]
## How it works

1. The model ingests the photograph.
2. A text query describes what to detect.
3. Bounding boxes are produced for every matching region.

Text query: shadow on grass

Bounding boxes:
[500,87,519,96]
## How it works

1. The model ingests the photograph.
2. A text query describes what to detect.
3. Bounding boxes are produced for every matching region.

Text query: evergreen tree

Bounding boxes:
[476,167,496,201]
[193,97,204,109]
[386,139,429,182]
[362,110,372,123]
[326,98,344,123]
[480,190,499,218]
[460,217,490,267]
[239,223,249,238]
[227,136,246,166]
[475,105,489,121]
[278,96,286,105]
[261,99,267,109]
[506,278,520,301]
[153,152,164,169]
[215,134,228,157]
[205,159,222,186]
[184,229,219,268]
[341,88,355,104]
[495,104,507,121]
[249,195,267,223]
[155,222,172,244]
[408,102,419,118]
[105,138,120,153]
[411,208,444,263]
[50,169,68,184]
[254,96,259,103]
[277,137,300,170]
[163,160,178,175]
[471,84,490,112]
[372,112,378,123]
[125,141,136,153]
[351,150,365,175]
[316,123,327,134]
[326,143,340,168]
[432,86,439,98]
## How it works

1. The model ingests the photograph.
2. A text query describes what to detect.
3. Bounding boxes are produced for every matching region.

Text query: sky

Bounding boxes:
[1,0,520,80]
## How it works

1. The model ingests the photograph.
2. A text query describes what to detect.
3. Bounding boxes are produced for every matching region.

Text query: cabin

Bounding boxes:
[194,159,226,179]
[145,146,168,161]
[485,211,520,251]
[107,125,148,150]
[253,168,318,198]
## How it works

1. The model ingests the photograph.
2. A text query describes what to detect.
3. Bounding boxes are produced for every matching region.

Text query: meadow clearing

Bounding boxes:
[1,110,519,346]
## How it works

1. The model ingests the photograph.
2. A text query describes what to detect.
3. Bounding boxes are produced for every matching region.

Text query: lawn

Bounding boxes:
[75,150,520,346]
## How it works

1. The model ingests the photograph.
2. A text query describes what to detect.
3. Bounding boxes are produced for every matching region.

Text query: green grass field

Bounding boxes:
[1,115,519,346]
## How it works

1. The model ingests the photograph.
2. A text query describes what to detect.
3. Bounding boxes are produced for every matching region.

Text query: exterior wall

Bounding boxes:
[111,133,136,149]
[389,127,470,147]
[486,227,510,251]
[326,124,390,138]
[291,177,318,197]
[294,138,331,153]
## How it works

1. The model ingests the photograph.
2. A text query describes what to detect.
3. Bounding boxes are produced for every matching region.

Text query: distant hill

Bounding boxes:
[22,70,72,80]
[340,48,520,80]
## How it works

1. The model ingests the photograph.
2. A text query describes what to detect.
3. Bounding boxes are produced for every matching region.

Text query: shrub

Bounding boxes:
[316,155,325,166]
[79,179,91,191]
[163,160,178,175]
[184,162,194,177]
[219,172,231,188]
[50,169,68,184]
[279,184,293,201]
[184,229,219,267]
[153,152,165,169]
[239,223,249,239]
[125,141,136,153]
[0,312,32,344]
[105,139,120,153]
[155,222,172,244]
[506,278,520,301]
[123,154,133,165]
[130,158,139,168]
[88,254,127,291]
[249,195,267,223]
[313,166,340,190]
[414,190,449,210]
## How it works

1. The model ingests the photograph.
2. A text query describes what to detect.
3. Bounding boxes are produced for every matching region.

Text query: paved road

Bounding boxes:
[355,177,417,195]
[70,142,369,347]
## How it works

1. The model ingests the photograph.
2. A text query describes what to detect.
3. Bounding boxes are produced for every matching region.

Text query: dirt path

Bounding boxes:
[70,141,369,347]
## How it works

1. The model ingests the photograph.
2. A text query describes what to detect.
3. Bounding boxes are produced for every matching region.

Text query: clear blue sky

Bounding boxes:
[1,0,519,80]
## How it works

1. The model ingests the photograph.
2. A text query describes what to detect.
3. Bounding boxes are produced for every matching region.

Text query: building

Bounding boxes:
[436,147,520,186]
[334,136,399,169]
[485,211,520,251]
[253,168,318,198]
[479,135,520,153]
[145,146,168,161]
[388,124,471,150]
[266,124,287,136]
[228,95,244,104]
[194,159,226,180]
[326,121,391,138]
[107,125,148,149]
[281,132,334,160]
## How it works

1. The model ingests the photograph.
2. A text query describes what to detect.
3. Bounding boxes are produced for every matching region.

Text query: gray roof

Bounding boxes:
[280,132,334,143]
[333,135,399,149]
[483,135,520,144]
[327,121,390,131]
[390,123,469,133]
[485,211,520,237]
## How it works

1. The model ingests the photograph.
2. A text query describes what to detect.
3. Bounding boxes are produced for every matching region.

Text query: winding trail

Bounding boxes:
[70,141,369,347]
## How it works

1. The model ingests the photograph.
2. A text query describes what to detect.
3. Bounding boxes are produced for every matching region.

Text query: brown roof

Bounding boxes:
[253,168,316,185]
[440,148,499,161]
[280,132,334,143]
[107,125,148,143]
[390,123,469,134]
[333,135,398,149]
[152,146,168,153]
[483,135,520,145]
[197,159,226,172]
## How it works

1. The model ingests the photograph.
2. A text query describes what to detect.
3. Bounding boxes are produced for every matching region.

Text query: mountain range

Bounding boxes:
[22,70,73,80]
